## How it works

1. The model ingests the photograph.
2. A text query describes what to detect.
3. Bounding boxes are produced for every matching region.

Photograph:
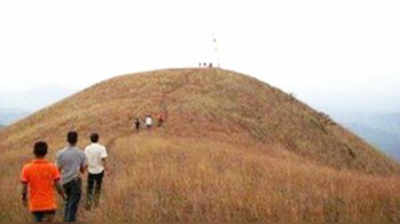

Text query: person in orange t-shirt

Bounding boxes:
[21,141,65,222]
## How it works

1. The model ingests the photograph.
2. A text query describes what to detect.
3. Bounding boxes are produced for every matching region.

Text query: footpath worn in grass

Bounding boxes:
[1,68,399,223]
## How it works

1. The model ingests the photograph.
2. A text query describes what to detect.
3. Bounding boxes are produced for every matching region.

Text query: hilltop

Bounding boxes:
[1,68,400,223]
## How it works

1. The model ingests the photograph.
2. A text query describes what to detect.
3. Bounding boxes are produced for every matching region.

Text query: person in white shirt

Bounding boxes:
[84,133,108,210]
[145,115,153,129]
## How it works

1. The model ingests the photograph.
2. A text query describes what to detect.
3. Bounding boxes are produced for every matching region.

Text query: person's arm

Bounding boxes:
[53,166,65,200]
[55,180,66,201]
[58,166,63,173]
[102,147,108,174]
[56,152,63,173]
[102,158,107,171]
[80,153,88,174]
[21,183,28,207]
[80,162,88,174]
[20,166,29,207]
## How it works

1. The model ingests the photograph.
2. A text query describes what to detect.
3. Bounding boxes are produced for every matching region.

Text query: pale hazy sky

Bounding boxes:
[0,0,399,113]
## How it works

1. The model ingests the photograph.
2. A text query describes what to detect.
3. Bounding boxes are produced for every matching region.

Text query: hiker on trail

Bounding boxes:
[157,113,164,127]
[21,141,65,223]
[84,133,108,210]
[145,115,153,129]
[134,118,141,132]
[56,131,87,222]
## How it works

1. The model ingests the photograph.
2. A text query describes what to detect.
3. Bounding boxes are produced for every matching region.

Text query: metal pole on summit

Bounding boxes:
[212,33,220,68]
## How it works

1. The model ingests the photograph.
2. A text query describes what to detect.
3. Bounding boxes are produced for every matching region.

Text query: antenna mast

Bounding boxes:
[212,33,220,67]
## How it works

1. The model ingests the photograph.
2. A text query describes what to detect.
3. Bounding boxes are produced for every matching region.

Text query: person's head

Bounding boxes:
[90,133,99,143]
[34,141,48,158]
[67,131,78,145]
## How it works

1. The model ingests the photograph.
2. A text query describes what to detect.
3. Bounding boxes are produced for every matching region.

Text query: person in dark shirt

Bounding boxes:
[134,118,140,132]
[158,114,164,127]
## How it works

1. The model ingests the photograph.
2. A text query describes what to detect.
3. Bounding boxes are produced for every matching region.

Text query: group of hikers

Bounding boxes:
[21,131,108,222]
[133,114,164,131]
[20,113,167,222]
[199,62,213,68]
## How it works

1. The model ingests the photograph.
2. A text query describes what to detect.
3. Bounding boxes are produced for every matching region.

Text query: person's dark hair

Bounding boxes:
[34,141,48,158]
[90,133,99,143]
[67,131,78,145]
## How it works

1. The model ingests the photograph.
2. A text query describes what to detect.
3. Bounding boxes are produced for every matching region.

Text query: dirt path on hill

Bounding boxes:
[77,132,132,222]
[159,70,193,122]
[78,71,195,222]
[105,132,133,174]
[102,70,195,179]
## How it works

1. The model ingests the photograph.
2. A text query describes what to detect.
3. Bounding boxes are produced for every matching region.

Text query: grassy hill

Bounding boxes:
[1,68,400,223]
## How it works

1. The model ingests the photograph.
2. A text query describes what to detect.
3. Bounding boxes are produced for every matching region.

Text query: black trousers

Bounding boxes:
[32,210,56,222]
[86,171,104,209]
[63,177,82,222]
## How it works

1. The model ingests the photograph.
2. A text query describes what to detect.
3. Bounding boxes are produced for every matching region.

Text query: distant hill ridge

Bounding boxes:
[0,108,30,125]
[1,68,398,175]
[344,114,400,161]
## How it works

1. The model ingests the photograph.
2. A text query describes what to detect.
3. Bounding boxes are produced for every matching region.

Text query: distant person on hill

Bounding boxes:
[134,118,141,132]
[157,113,164,127]
[145,115,153,129]
[56,131,87,222]
[21,141,65,223]
[84,133,108,210]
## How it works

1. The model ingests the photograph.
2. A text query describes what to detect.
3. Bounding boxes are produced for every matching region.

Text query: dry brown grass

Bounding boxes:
[1,68,400,223]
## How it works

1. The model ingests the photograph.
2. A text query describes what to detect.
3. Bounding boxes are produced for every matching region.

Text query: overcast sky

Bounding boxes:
[0,0,399,114]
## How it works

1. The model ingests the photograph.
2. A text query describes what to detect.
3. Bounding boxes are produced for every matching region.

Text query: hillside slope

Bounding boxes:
[2,68,398,174]
[1,68,400,223]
